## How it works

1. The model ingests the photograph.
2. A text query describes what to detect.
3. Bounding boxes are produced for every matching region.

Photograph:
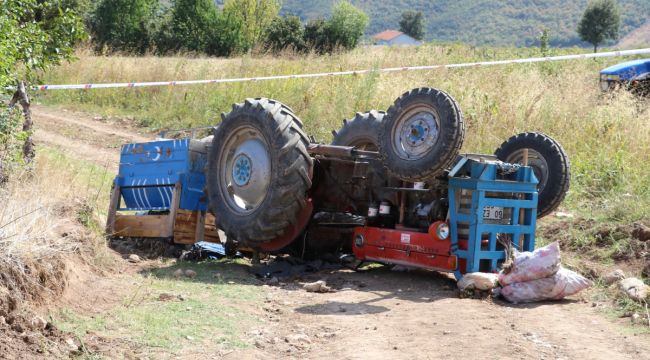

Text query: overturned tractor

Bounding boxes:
[107,87,570,278]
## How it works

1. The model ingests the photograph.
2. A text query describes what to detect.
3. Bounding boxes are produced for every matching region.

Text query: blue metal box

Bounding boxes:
[114,138,209,211]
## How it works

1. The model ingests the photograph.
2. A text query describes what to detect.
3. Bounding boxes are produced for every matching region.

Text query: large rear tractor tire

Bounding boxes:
[378,88,465,181]
[494,132,570,218]
[207,98,313,247]
[332,110,385,150]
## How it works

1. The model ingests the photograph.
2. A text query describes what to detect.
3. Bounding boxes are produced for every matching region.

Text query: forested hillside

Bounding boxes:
[280,0,650,47]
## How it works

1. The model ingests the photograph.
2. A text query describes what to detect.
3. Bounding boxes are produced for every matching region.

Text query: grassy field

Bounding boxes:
[38,45,650,225]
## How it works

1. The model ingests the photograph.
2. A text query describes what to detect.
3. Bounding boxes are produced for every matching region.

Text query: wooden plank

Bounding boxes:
[113,214,172,238]
[167,182,182,237]
[172,208,222,245]
[195,211,205,241]
[105,185,121,235]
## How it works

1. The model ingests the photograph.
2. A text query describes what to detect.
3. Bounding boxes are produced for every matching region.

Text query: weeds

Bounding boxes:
[38,45,650,223]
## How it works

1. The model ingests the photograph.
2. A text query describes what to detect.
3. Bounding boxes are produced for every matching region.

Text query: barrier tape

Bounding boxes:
[35,48,650,91]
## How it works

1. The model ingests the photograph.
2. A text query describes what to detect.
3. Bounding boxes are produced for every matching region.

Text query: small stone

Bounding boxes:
[602,269,625,285]
[227,281,235,284]
[65,338,77,351]
[186,335,194,340]
[285,334,311,346]
[442,331,451,335]
[619,278,649,301]
[268,277,279,285]
[303,280,331,293]
[555,212,574,219]
[184,269,197,278]
[630,313,641,324]
[23,333,38,344]
[173,269,184,278]
[127,254,141,263]
[316,332,336,338]
[177,294,186,301]
[30,316,47,330]
[254,339,265,348]
[393,346,398,350]
[158,293,175,301]
[0,316,5,325]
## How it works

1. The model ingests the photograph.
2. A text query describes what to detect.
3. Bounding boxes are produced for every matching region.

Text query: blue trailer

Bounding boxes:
[106,137,221,244]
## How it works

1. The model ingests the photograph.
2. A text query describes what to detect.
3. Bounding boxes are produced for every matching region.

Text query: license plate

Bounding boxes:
[483,206,504,220]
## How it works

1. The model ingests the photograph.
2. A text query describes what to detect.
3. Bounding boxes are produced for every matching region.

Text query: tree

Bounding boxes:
[0,0,85,173]
[304,19,331,53]
[399,10,424,41]
[223,0,281,49]
[265,16,306,53]
[578,0,621,53]
[159,0,247,56]
[540,28,550,56]
[326,1,368,50]
[91,0,158,54]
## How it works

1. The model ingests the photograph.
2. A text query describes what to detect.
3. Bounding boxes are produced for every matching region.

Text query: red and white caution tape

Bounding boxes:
[35,48,650,91]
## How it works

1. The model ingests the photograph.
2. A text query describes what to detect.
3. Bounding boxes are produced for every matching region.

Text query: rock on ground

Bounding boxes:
[303,280,331,293]
[618,277,649,301]
[602,269,625,285]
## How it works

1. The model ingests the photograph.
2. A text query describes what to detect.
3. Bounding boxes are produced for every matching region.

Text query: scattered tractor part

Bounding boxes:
[494,132,570,218]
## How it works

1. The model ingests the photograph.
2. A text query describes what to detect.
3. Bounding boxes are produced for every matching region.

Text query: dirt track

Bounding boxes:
[32,106,650,359]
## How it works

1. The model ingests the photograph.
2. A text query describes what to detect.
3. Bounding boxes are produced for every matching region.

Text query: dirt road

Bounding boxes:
[33,106,650,360]
[32,104,152,170]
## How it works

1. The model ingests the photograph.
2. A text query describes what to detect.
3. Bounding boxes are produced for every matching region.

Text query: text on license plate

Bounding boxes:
[483,206,504,220]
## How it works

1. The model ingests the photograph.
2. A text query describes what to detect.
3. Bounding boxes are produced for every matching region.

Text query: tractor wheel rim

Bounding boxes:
[392,105,440,160]
[505,149,549,192]
[220,125,271,214]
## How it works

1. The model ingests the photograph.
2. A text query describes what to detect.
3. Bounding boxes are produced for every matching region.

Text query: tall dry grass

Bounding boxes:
[39,44,650,222]
[0,148,112,311]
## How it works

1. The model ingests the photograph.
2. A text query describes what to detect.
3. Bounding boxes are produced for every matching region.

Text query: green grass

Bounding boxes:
[52,259,262,356]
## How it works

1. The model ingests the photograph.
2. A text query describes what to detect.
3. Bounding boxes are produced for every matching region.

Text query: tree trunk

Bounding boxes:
[594,44,598,53]
[12,82,34,164]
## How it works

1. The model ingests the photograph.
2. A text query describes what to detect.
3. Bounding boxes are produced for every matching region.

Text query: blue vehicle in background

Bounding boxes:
[600,59,650,94]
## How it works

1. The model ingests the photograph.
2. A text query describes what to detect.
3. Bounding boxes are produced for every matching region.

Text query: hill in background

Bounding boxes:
[280,0,650,47]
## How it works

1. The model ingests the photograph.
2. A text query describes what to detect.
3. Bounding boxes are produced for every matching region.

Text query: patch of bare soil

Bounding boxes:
[31,104,153,170]
[219,266,650,360]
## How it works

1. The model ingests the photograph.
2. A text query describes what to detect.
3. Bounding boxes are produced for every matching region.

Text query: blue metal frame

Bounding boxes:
[113,138,209,212]
[448,157,538,279]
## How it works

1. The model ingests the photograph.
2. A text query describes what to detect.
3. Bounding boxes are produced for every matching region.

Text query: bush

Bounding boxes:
[326,1,368,50]
[304,19,331,54]
[90,0,158,54]
[303,1,368,54]
[266,16,306,53]
[156,0,247,56]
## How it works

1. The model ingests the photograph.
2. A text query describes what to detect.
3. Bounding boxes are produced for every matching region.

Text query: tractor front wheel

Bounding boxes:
[378,88,465,181]
[494,132,570,218]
